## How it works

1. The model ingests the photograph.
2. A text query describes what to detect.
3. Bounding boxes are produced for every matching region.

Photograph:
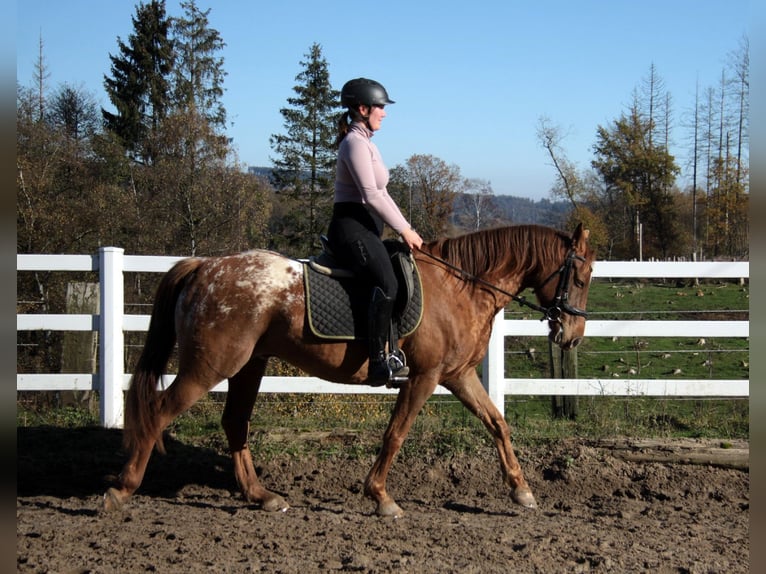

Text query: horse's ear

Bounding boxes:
[571,223,590,249]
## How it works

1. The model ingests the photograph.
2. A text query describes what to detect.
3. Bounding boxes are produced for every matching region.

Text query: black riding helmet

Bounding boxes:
[340,78,395,108]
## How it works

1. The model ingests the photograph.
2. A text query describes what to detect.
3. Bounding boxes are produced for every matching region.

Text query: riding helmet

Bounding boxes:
[340,78,395,108]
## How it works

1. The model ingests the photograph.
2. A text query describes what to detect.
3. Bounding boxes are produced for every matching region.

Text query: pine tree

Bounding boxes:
[269,43,340,255]
[172,0,227,131]
[102,0,174,164]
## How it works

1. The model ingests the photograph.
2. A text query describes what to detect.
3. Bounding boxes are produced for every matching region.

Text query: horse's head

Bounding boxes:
[535,223,595,350]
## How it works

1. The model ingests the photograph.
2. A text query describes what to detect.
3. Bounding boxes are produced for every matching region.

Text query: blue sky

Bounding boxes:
[17,0,750,200]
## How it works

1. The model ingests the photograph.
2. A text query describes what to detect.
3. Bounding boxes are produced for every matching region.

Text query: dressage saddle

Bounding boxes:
[303,236,423,348]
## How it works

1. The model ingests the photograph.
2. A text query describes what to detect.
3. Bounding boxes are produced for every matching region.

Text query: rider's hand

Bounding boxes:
[400,227,423,252]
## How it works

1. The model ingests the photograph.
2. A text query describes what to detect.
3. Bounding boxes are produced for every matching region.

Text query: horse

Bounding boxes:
[104,223,595,517]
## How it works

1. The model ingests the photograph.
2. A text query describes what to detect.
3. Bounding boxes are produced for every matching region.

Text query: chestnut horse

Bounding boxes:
[104,223,594,517]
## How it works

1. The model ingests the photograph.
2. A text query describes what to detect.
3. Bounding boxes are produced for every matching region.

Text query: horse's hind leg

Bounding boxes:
[222,357,288,512]
[104,372,212,511]
[443,370,537,509]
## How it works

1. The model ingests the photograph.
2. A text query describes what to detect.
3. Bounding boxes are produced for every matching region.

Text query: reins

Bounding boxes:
[415,247,589,322]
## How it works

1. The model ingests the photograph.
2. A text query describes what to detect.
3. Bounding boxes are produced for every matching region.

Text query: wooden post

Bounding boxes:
[550,341,578,419]
[61,281,99,412]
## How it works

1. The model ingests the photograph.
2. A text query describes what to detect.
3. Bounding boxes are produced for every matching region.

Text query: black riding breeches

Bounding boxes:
[327,202,398,300]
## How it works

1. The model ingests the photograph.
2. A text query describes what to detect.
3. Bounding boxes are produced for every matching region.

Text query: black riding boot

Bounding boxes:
[366,287,409,386]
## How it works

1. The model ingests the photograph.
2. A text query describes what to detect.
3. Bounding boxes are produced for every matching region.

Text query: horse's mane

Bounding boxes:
[426,224,569,279]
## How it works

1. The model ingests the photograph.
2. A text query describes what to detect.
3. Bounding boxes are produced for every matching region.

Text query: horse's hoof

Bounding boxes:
[261,494,289,512]
[376,499,404,518]
[512,488,538,509]
[103,487,126,512]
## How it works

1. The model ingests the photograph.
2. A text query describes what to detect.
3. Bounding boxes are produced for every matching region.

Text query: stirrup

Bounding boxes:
[385,352,409,388]
[366,352,409,388]
[387,352,408,375]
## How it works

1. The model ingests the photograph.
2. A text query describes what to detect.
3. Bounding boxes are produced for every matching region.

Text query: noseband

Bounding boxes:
[535,249,590,322]
[417,247,589,322]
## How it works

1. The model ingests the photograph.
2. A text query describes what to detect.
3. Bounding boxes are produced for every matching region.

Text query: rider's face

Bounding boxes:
[362,104,386,131]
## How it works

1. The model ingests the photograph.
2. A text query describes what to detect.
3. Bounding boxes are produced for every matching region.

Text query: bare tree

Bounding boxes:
[727,35,749,187]
[453,178,500,231]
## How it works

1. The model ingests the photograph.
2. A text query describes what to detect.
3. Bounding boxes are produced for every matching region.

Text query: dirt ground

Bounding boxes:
[17,427,749,573]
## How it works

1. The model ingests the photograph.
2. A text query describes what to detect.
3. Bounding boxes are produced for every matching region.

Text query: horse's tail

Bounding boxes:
[123,257,203,455]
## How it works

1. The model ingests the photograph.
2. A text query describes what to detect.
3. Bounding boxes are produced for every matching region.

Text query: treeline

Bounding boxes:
[17,1,749,269]
[538,50,749,261]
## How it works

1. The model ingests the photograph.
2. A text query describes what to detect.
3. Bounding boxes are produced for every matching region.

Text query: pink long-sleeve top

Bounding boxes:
[334,122,410,234]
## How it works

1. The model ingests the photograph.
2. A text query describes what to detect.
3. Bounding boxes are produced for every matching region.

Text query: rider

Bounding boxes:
[328,78,423,385]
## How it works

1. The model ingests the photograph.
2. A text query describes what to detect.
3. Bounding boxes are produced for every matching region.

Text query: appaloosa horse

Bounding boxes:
[104,223,595,517]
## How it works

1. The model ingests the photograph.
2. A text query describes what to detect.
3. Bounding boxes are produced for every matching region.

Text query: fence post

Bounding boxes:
[99,247,125,428]
[482,310,505,418]
[550,343,579,419]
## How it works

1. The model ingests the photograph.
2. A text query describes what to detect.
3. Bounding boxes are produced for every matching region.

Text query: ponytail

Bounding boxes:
[335,111,352,148]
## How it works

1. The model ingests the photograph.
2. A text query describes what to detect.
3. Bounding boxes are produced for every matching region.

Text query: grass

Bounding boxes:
[504,278,749,381]
[16,279,749,458]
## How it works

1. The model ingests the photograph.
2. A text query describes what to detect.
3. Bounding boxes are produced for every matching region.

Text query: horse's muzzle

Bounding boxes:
[549,329,583,350]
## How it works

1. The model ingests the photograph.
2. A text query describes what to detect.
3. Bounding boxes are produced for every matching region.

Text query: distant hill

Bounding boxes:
[248,166,571,228]
[493,195,571,226]
[451,193,571,230]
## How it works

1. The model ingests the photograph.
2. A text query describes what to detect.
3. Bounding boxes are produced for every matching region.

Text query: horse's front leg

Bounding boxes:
[364,374,440,517]
[443,370,537,509]
[222,358,288,512]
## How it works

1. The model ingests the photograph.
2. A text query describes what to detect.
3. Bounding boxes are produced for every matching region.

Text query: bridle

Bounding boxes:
[416,247,589,323]
[535,249,590,321]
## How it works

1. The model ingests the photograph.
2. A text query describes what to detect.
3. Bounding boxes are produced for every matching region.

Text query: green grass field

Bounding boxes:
[504,278,749,381]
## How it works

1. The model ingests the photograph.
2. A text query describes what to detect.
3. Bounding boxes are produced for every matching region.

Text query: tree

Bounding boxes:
[690,39,749,260]
[33,34,49,123]
[536,116,608,253]
[49,83,100,148]
[727,36,749,187]
[171,0,227,130]
[592,108,681,259]
[155,0,235,256]
[452,178,501,231]
[537,117,584,211]
[389,154,462,240]
[269,43,340,255]
[636,63,672,150]
[102,0,174,164]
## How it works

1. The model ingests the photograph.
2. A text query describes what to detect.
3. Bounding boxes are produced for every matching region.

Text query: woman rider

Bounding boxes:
[327,78,423,385]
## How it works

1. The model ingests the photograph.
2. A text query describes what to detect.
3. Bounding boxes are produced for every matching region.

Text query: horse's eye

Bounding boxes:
[574,278,585,288]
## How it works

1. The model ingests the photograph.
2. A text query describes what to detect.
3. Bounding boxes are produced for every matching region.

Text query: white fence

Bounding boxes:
[17,248,749,428]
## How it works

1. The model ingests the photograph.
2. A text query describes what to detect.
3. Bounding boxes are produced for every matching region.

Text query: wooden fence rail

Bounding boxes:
[17,248,749,428]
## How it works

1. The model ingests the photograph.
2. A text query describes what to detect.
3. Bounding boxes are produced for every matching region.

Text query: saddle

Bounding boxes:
[303,236,423,343]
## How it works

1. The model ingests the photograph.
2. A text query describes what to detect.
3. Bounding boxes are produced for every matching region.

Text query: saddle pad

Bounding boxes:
[304,260,423,341]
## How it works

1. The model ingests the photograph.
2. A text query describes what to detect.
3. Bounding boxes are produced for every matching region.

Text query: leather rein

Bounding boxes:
[415,247,589,322]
